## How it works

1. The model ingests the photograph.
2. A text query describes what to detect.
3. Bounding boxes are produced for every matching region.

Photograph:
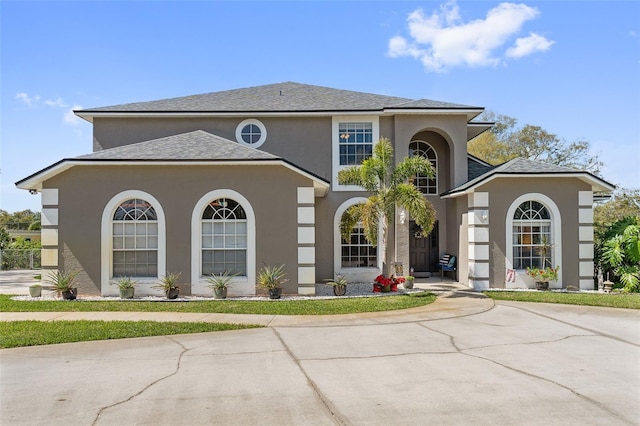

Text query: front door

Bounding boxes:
[409,221,439,276]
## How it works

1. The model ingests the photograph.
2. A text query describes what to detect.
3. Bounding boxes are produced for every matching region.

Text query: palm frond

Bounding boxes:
[340,203,363,242]
[337,166,364,187]
[394,183,436,235]
[392,155,435,185]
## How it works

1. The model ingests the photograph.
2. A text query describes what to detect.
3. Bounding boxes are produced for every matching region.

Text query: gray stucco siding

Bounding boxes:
[477,177,592,288]
[46,163,312,296]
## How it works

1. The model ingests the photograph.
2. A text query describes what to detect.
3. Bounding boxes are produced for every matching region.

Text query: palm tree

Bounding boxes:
[338,138,436,275]
[602,221,640,292]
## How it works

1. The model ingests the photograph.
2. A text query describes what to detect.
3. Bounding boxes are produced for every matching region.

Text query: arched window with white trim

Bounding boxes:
[512,200,552,269]
[201,198,247,276]
[409,141,437,194]
[191,190,256,296]
[112,198,158,277]
[101,190,166,295]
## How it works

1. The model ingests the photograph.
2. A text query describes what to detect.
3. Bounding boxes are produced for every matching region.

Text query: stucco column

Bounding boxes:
[467,192,490,290]
[297,187,316,295]
[40,188,59,281]
[578,191,595,290]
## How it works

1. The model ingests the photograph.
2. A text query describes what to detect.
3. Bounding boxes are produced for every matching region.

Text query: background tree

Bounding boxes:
[601,219,640,292]
[338,138,436,276]
[469,111,603,173]
[0,209,41,230]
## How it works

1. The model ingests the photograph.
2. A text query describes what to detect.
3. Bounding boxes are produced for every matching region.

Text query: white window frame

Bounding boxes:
[191,189,256,296]
[332,116,379,191]
[409,140,438,194]
[505,193,562,288]
[333,197,382,282]
[101,190,166,296]
[235,119,267,148]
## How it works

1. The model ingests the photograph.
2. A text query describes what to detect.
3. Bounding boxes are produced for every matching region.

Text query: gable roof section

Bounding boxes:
[77,130,278,161]
[75,82,484,121]
[443,157,615,197]
[467,155,495,180]
[16,130,329,196]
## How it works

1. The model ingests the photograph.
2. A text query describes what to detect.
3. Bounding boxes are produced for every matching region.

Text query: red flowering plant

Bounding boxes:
[373,275,403,292]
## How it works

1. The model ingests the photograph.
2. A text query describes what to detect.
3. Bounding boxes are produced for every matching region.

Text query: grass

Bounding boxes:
[0,292,436,315]
[0,320,261,349]
[483,291,640,309]
[0,293,436,348]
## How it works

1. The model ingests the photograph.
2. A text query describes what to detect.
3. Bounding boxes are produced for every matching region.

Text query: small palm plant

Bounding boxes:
[113,276,137,299]
[256,264,288,299]
[153,272,181,299]
[206,270,237,299]
[48,270,79,299]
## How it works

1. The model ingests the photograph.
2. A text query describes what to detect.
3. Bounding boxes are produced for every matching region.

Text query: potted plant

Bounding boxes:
[256,264,288,299]
[526,265,560,290]
[206,271,237,299]
[113,276,136,299]
[374,275,392,293]
[48,270,79,300]
[29,283,42,298]
[324,273,348,296]
[404,275,415,289]
[153,272,181,299]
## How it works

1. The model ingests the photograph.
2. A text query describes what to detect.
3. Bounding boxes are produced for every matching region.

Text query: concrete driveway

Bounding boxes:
[1,293,639,425]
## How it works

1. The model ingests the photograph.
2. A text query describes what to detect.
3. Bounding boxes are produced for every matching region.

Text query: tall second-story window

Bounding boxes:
[339,122,373,166]
[409,141,438,194]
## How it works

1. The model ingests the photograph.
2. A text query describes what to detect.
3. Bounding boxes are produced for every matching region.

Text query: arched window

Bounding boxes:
[340,218,377,268]
[201,198,247,276]
[112,198,158,277]
[512,200,552,269]
[409,141,437,194]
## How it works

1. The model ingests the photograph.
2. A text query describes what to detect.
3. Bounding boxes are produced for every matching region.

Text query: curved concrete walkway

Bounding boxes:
[1,276,639,425]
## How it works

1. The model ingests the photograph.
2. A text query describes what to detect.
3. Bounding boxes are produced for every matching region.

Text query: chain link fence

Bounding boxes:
[0,249,41,270]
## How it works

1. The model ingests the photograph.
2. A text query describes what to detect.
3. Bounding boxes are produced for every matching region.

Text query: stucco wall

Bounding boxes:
[477,177,592,288]
[45,164,311,295]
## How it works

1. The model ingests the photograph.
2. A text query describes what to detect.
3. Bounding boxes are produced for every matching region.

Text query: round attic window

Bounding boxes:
[236,119,267,148]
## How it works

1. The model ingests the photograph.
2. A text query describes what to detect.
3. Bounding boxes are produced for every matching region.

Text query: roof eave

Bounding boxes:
[16,159,330,197]
[442,172,616,199]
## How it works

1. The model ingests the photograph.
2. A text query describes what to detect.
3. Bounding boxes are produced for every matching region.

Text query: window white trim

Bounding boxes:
[235,119,267,148]
[101,190,166,296]
[331,116,379,191]
[333,197,382,282]
[505,193,562,288]
[191,189,256,296]
[409,140,438,194]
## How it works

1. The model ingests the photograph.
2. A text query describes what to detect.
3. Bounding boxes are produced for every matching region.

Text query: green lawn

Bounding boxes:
[0,292,436,315]
[0,320,261,349]
[483,291,640,309]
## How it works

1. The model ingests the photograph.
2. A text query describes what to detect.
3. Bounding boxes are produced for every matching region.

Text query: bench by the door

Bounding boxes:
[438,254,457,280]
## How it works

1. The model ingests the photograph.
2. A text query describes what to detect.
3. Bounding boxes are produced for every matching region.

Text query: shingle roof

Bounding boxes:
[77,82,480,113]
[444,157,614,196]
[467,155,495,180]
[77,130,279,161]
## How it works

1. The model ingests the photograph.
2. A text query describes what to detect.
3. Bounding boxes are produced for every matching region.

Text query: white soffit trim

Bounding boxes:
[17,160,330,196]
[442,173,615,198]
[75,108,483,123]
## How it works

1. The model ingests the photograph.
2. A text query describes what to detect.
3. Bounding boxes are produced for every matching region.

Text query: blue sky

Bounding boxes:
[2,0,639,213]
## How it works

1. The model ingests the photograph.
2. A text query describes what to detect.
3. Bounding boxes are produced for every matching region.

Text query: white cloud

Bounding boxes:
[15,92,40,106]
[44,97,68,108]
[388,0,554,72]
[506,32,554,58]
[63,105,84,126]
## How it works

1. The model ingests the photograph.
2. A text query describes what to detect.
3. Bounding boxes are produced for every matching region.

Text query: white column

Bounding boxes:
[468,192,490,290]
[40,189,59,278]
[578,191,595,290]
[297,187,316,295]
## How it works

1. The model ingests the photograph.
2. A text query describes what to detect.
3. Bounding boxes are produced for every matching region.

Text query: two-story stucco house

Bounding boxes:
[16,82,614,296]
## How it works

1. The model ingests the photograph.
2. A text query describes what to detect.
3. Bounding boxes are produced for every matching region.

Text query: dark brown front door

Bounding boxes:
[409,221,439,275]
